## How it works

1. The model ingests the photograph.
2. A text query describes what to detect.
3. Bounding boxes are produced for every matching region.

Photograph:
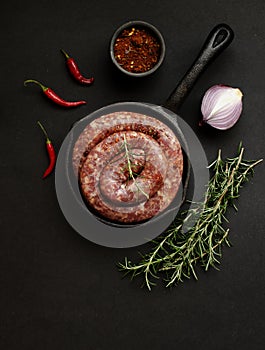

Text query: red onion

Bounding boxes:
[201,85,243,130]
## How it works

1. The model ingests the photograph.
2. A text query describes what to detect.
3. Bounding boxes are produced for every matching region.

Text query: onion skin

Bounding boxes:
[201,85,243,130]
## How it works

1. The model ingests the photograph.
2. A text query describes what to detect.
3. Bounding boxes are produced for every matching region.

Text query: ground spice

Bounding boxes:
[114,27,161,73]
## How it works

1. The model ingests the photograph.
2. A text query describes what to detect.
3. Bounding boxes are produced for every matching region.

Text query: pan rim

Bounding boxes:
[55,102,208,248]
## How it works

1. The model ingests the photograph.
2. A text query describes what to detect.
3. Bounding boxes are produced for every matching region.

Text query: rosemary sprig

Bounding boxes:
[122,135,149,200]
[118,144,262,290]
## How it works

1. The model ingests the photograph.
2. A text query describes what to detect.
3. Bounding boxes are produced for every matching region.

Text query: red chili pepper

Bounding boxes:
[61,49,94,85]
[24,79,86,107]
[37,121,56,179]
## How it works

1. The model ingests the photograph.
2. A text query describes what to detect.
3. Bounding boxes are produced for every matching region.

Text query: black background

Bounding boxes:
[1,1,265,349]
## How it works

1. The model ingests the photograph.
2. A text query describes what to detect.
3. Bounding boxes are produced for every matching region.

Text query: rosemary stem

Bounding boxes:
[123,135,149,200]
[119,145,262,289]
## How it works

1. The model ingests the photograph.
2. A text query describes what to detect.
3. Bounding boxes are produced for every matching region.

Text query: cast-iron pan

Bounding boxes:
[55,24,234,248]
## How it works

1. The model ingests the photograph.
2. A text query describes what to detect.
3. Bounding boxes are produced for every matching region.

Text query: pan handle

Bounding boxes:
[163,23,234,113]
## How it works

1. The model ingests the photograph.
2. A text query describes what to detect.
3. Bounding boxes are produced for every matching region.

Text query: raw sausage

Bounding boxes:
[72,111,183,223]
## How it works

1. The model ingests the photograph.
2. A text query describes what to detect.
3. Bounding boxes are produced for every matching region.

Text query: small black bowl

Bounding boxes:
[110,20,166,77]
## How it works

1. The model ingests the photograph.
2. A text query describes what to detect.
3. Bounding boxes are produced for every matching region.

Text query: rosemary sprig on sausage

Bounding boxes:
[122,135,150,200]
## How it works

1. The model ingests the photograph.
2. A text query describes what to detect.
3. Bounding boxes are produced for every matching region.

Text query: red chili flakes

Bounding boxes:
[114,27,161,73]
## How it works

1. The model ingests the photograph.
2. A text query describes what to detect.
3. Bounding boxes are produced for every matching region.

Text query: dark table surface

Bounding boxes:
[1,1,265,349]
